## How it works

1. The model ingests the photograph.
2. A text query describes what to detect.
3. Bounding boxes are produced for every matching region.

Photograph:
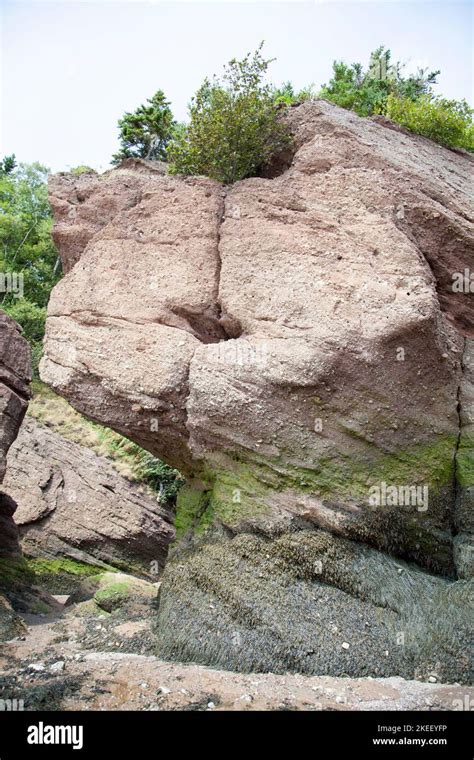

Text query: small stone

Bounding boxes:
[157,686,171,695]
[341,642,350,650]
[207,701,215,709]
[428,676,437,683]
[50,661,65,673]
[28,662,45,672]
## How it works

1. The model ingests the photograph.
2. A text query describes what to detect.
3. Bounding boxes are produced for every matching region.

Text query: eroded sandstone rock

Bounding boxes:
[41,101,473,677]
[0,311,31,558]
[5,417,175,576]
[42,102,473,570]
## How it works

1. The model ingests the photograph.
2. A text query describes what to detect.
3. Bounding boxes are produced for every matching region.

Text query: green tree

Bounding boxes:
[0,161,60,374]
[320,46,439,117]
[168,44,291,183]
[0,155,17,175]
[112,90,175,164]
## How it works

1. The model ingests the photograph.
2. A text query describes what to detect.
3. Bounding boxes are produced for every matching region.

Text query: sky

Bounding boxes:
[1,0,472,172]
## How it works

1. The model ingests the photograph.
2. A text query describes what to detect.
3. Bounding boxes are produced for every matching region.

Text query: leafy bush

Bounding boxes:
[71,165,95,175]
[272,81,317,106]
[320,46,439,117]
[112,90,175,164]
[168,44,291,183]
[96,428,184,503]
[386,94,474,151]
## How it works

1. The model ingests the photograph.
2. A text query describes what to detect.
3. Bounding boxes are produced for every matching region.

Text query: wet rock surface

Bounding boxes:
[157,530,472,683]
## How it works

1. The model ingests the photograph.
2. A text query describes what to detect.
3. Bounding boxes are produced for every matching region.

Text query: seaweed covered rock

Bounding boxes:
[68,570,157,617]
[156,530,473,683]
[0,593,26,641]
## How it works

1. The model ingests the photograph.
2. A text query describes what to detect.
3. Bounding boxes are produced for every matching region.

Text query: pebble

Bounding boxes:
[28,662,45,672]
[207,701,215,709]
[342,642,350,650]
[50,661,65,673]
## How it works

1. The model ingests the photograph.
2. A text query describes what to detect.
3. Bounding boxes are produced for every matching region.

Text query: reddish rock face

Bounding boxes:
[0,312,31,557]
[5,417,175,575]
[41,102,473,575]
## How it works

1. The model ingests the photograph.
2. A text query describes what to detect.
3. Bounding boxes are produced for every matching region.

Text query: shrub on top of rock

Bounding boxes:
[386,93,474,151]
[167,43,292,184]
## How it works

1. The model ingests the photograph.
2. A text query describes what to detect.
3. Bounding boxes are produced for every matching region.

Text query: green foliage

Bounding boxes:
[0,162,60,308]
[386,94,474,150]
[320,46,439,117]
[168,44,291,183]
[0,161,60,376]
[71,165,95,175]
[0,155,17,175]
[272,81,317,106]
[96,427,184,503]
[112,90,175,164]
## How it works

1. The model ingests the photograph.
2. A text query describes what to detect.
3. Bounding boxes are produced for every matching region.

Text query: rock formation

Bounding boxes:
[4,417,175,576]
[41,101,473,679]
[0,312,31,558]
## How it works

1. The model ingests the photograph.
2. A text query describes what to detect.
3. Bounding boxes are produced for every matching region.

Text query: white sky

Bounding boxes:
[1,0,472,172]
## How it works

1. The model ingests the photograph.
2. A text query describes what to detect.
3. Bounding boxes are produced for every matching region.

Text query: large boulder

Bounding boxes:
[4,417,175,576]
[0,312,31,558]
[41,101,473,677]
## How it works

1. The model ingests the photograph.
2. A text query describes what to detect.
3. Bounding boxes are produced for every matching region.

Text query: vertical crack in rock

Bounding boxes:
[453,337,474,578]
[452,337,466,538]
[214,187,243,340]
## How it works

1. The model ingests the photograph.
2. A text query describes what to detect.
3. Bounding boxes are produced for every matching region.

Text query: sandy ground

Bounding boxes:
[0,607,472,711]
